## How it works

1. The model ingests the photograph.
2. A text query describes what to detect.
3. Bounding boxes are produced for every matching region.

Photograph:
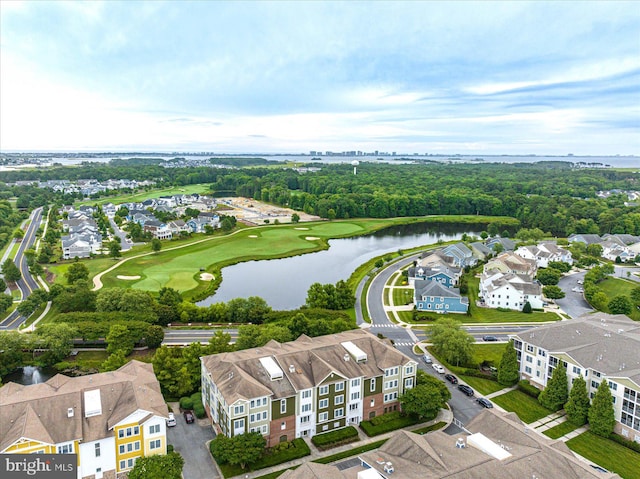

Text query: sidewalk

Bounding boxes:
[530,411,566,431]
[229,408,453,479]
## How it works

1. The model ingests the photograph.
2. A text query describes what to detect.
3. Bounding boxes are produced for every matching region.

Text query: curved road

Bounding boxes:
[0,207,43,329]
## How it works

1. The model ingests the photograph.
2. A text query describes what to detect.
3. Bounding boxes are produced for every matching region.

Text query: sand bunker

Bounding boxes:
[305,236,320,241]
[248,235,259,238]
[117,275,141,280]
[294,227,309,230]
[199,273,215,281]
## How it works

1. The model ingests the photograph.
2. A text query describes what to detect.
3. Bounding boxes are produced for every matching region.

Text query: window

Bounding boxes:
[234,405,245,415]
[385,367,398,377]
[573,366,581,375]
[370,399,375,407]
[525,366,532,374]
[250,413,256,423]
[301,415,310,424]
[262,411,267,420]
[384,392,398,403]
[384,379,398,390]
[335,382,345,392]
[234,419,244,431]
[592,380,599,389]
[526,355,533,363]
[119,445,125,454]
[405,378,414,389]
[351,378,361,388]
[118,430,124,439]
[370,378,376,392]
[319,412,328,422]
[301,403,311,413]
[319,399,328,409]
[95,443,100,457]
[119,461,126,471]
[127,458,135,469]
[349,403,358,411]
[609,381,618,391]
[335,408,344,418]
[335,395,344,405]
[150,439,161,450]
[57,443,73,454]
[149,424,160,434]
[405,365,414,375]
[280,399,287,414]
[250,399,255,408]
[302,389,312,399]
[281,421,286,430]
[319,385,329,396]
[351,391,360,401]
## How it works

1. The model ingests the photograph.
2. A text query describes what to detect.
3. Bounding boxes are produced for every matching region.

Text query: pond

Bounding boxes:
[197,222,481,310]
[4,366,56,385]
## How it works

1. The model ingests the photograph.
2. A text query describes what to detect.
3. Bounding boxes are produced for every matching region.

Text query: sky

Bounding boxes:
[1,1,639,155]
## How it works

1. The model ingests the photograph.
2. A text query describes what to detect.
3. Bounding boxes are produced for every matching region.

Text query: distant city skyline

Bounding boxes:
[1,1,639,155]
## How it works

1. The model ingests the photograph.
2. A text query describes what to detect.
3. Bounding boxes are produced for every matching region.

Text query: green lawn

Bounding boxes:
[542,420,579,439]
[566,432,640,479]
[470,343,507,366]
[596,277,640,321]
[459,376,504,395]
[491,390,553,424]
[77,183,211,207]
[392,287,414,306]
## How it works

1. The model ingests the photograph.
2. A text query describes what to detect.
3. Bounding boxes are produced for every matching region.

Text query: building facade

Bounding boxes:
[200,330,417,446]
[0,361,169,479]
[511,313,640,442]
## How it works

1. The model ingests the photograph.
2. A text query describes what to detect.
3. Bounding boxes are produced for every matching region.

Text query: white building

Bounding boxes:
[515,242,573,268]
[479,270,544,311]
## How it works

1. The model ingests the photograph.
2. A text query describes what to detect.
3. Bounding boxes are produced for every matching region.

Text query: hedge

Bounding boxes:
[214,438,310,477]
[360,411,428,437]
[517,380,541,399]
[179,397,194,410]
[191,392,206,418]
[411,421,447,435]
[311,426,359,450]
[609,433,640,453]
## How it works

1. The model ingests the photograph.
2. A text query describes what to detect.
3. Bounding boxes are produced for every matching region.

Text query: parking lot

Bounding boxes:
[167,407,218,479]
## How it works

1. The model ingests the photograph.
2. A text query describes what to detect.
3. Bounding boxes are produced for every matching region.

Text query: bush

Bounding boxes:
[609,433,640,453]
[179,397,194,410]
[311,426,359,449]
[193,403,206,419]
[360,411,427,437]
[212,438,310,476]
[518,380,541,398]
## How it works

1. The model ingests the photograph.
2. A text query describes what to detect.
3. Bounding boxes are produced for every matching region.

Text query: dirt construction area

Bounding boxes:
[216,197,321,225]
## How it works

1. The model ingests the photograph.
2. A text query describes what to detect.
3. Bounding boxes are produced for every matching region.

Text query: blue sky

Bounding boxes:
[1,1,639,154]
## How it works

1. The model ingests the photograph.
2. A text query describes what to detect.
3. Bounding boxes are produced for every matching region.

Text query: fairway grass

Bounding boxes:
[566,432,640,479]
[490,390,552,424]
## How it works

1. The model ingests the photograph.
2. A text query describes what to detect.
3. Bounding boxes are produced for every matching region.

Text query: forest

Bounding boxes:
[1,161,639,237]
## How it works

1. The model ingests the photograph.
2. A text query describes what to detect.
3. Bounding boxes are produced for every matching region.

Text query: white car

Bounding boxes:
[432,364,445,374]
[166,412,177,427]
[423,354,432,364]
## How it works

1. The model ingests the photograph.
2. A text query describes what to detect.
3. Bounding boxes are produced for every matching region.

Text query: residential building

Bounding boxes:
[187,214,220,233]
[511,313,640,442]
[484,251,537,279]
[200,330,417,446]
[407,263,460,287]
[599,240,634,262]
[414,280,468,313]
[61,232,103,259]
[479,270,543,311]
[441,242,476,268]
[568,233,602,245]
[0,361,169,479]
[469,241,492,261]
[280,409,620,478]
[514,242,573,268]
[485,237,516,252]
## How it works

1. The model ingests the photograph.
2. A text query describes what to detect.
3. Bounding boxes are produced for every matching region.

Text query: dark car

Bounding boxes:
[458,384,474,396]
[482,335,498,342]
[183,410,195,424]
[444,374,458,384]
[476,397,493,408]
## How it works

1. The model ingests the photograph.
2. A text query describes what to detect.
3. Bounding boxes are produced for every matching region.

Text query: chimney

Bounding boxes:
[67,408,74,418]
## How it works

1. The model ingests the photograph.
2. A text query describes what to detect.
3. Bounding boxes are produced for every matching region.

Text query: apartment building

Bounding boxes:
[511,313,640,442]
[0,361,169,479]
[200,330,417,446]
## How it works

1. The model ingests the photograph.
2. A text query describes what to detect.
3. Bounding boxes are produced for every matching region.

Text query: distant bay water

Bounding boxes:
[8,154,640,169]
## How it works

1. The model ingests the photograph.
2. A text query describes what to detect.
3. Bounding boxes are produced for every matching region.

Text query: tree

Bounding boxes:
[498,340,520,386]
[207,330,234,354]
[522,301,532,313]
[106,324,135,355]
[291,213,300,223]
[588,380,616,437]
[607,295,632,315]
[65,261,89,284]
[129,451,184,479]
[0,331,27,377]
[586,243,603,258]
[34,323,78,366]
[151,238,162,253]
[538,364,568,411]
[631,286,640,305]
[108,240,122,259]
[0,293,13,314]
[590,291,609,311]
[400,383,449,420]
[209,432,266,470]
[543,285,565,299]
[536,268,561,285]
[564,376,590,426]
[13,228,25,240]
[0,277,6,292]
[101,350,127,371]
[152,346,193,397]
[2,259,21,283]
[158,287,183,307]
[429,318,474,366]
[145,325,164,348]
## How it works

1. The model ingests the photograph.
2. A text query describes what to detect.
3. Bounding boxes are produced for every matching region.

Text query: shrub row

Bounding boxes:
[360,412,427,437]
[609,433,640,453]
[216,438,310,477]
[411,421,447,435]
[517,380,541,399]
[179,391,206,418]
[311,426,359,449]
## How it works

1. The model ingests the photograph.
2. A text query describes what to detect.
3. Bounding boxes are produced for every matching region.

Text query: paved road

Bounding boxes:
[0,207,43,330]
[555,271,593,319]
[167,409,218,479]
[163,328,238,346]
[109,218,133,251]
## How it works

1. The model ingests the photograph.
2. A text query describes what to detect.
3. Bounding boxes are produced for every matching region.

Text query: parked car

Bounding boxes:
[476,397,493,408]
[482,335,498,342]
[432,363,445,374]
[577,280,584,285]
[458,384,474,396]
[444,374,458,384]
[423,354,432,364]
[183,410,195,424]
[166,412,177,427]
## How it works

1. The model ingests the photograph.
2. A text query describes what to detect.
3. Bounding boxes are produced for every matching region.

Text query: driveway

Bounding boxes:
[555,271,593,319]
[167,407,218,479]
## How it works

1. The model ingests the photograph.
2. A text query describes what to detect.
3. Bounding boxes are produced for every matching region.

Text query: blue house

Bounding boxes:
[414,280,468,314]
[442,243,476,268]
[408,264,460,288]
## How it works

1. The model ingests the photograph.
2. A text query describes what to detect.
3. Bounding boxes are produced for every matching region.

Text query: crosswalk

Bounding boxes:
[392,341,415,347]
[370,323,399,328]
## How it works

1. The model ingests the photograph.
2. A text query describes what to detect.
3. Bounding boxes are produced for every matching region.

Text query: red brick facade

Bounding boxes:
[267,415,296,447]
